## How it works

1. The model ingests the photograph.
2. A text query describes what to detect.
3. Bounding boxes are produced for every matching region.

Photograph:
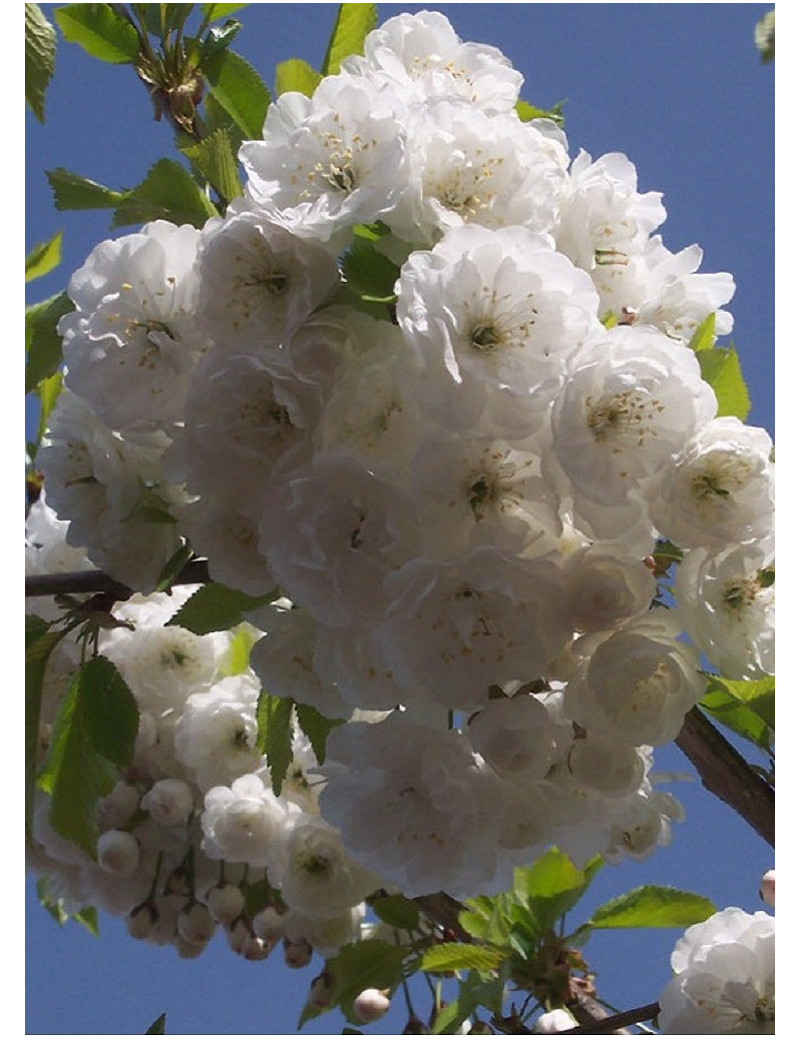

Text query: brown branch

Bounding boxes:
[675,706,774,847]
[560,1001,660,1034]
[414,891,473,943]
[24,560,211,600]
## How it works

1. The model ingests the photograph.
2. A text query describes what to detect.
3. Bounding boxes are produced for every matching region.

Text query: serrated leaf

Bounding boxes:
[689,312,716,353]
[459,894,513,947]
[181,127,242,200]
[321,3,377,76]
[47,167,129,211]
[26,617,66,835]
[420,943,505,974]
[341,238,400,303]
[294,702,344,765]
[704,675,775,729]
[274,58,321,98]
[698,345,751,421]
[198,19,242,59]
[167,582,278,634]
[154,542,194,593]
[203,48,270,140]
[25,291,72,393]
[26,4,56,122]
[78,656,139,768]
[145,1012,166,1035]
[701,676,774,750]
[26,231,62,282]
[112,158,217,229]
[203,3,247,22]
[514,849,604,936]
[256,692,294,796]
[431,971,505,1035]
[37,665,121,857]
[371,894,420,932]
[54,4,140,64]
[589,885,715,929]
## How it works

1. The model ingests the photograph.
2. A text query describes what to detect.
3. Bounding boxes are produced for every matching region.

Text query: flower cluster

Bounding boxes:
[33,8,774,941]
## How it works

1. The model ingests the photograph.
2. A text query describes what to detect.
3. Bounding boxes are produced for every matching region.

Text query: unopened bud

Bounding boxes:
[283,936,313,969]
[253,905,286,943]
[141,778,194,826]
[354,988,391,1024]
[308,972,334,1010]
[533,1008,578,1033]
[206,883,246,924]
[126,901,158,940]
[97,829,140,876]
[176,935,207,959]
[759,869,776,907]
[177,901,216,945]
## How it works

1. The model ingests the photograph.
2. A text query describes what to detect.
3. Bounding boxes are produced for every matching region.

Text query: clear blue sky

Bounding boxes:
[25,4,775,1034]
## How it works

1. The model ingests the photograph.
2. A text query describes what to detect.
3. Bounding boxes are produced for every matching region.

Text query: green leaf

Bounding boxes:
[25,291,73,393]
[755,9,775,64]
[36,878,99,935]
[77,656,139,768]
[459,894,513,947]
[112,158,218,229]
[198,19,243,60]
[203,49,270,140]
[181,127,243,201]
[154,542,194,594]
[26,4,56,122]
[167,582,278,634]
[145,1012,167,1035]
[37,664,122,857]
[219,625,259,677]
[515,98,565,126]
[341,238,400,303]
[274,58,321,98]
[26,617,67,835]
[47,167,129,211]
[431,971,505,1035]
[26,231,62,282]
[589,885,715,929]
[35,371,63,449]
[300,940,412,1027]
[514,849,604,936]
[256,692,294,796]
[371,893,420,932]
[688,312,716,353]
[202,3,247,22]
[54,4,140,64]
[420,943,506,974]
[698,345,751,421]
[321,3,377,76]
[294,702,344,765]
[700,675,775,750]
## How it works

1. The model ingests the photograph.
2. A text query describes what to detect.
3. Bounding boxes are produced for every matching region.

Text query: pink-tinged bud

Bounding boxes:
[354,988,391,1024]
[177,901,216,945]
[206,883,246,924]
[126,901,158,940]
[176,935,207,959]
[759,869,775,907]
[141,778,194,826]
[240,935,269,960]
[97,829,140,876]
[283,936,313,969]
[253,906,286,943]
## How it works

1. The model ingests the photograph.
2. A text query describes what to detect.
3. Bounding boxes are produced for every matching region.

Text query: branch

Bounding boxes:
[560,1001,660,1034]
[675,706,774,847]
[25,560,211,600]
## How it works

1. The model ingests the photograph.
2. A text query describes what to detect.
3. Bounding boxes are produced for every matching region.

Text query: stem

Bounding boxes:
[675,707,774,847]
[559,1001,660,1034]
[25,560,211,600]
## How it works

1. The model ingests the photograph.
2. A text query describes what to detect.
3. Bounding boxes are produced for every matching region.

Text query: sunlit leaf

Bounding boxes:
[181,127,243,200]
[47,167,129,211]
[321,3,377,76]
[26,231,62,282]
[299,939,412,1027]
[25,291,72,393]
[274,58,321,98]
[203,3,247,22]
[701,675,775,750]
[589,885,715,929]
[54,4,140,64]
[26,617,66,835]
[203,49,270,140]
[420,943,505,973]
[25,4,56,122]
[112,159,217,229]
[698,345,751,421]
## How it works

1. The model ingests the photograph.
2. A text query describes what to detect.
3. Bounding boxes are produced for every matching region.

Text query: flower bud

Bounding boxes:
[283,936,313,969]
[253,905,286,944]
[126,901,158,941]
[177,901,216,945]
[97,829,140,876]
[141,778,194,826]
[533,1009,577,1033]
[354,988,391,1024]
[759,869,775,907]
[206,883,246,924]
[307,972,334,1011]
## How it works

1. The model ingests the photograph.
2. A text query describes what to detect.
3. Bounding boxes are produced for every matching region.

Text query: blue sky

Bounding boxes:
[25,4,775,1035]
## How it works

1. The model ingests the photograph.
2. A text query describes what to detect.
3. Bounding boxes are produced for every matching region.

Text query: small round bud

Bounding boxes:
[283,936,313,969]
[308,972,334,1011]
[176,935,207,959]
[759,869,775,907]
[126,901,158,941]
[98,781,141,829]
[141,778,195,826]
[97,829,140,876]
[206,883,246,924]
[177,901,216,945]
[533,1009,578,1033]
[253,906,286,944]
[354,988,391,1024]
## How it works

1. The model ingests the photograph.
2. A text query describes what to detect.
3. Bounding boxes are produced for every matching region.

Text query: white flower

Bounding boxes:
[241,74,409,242]
[551,325,717,506]
[560,546,656,633]
[658,908,775,1034]
[533,1008,578,1033]
[675,542,774,680]
[468,694,562,780]
[649,417,775,550]
[97,830,140,876]
[59,220,206,434]
[342,10,522,113]
[141,779,195,826]
[201,773,296,869]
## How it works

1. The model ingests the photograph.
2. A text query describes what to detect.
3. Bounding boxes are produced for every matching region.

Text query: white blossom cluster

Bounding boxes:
[35,11,774,914]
